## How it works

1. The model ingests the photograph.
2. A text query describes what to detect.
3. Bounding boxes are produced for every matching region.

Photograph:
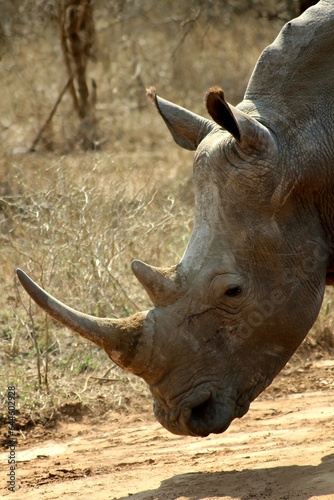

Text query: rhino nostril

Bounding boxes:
[190,395,212,423]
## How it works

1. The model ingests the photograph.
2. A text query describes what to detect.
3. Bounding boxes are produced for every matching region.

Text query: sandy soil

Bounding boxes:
[1,359,334,500]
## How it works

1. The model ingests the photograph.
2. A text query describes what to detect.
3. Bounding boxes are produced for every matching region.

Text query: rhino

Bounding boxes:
[17,1,334,437]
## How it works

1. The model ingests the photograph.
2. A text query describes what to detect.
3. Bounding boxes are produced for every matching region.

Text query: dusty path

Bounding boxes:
[1,360,334,500]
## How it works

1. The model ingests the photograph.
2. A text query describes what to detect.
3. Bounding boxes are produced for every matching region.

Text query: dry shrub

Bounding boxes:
[4,151,192,312]
[0,146,193,423]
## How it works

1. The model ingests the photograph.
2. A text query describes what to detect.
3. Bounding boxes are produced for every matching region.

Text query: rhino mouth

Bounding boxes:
[189,394,234,437]
[153,388,247,437]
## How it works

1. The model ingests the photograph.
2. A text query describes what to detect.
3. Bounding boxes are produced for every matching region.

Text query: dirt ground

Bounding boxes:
[1,359,334,500]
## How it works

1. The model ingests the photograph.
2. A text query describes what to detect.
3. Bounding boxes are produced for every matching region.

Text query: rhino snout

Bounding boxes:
[153,388,236,437]
[187,394,236,437]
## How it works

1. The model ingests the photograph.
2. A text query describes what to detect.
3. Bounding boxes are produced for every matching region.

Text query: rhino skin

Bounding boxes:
[17,1,334,437]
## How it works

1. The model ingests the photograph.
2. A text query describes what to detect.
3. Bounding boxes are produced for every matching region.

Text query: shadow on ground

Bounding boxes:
[118,453,334,500]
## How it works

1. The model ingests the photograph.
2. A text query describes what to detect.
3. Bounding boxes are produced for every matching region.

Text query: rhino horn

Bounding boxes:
[147,87,216,150]
[131,260,183,306]
[205,86,276,154]
[16,269,156,380]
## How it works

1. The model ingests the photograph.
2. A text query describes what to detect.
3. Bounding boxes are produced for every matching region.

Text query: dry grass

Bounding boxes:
[0,3,333,427]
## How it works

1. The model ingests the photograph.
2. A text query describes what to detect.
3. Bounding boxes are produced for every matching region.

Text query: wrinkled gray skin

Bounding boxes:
[17,1,334,437]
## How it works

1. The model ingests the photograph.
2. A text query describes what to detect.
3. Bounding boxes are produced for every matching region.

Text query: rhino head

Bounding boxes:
[17,86,328,436]
[18,1,334,436]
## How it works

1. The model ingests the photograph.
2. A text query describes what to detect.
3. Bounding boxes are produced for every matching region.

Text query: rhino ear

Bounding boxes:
[205,86,275,154]
[147,87,216,151]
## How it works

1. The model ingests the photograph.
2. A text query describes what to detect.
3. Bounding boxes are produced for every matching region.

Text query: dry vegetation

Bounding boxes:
[0,1,333,432]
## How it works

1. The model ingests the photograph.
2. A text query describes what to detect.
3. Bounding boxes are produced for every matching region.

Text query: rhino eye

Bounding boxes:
[225,286,242,297]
